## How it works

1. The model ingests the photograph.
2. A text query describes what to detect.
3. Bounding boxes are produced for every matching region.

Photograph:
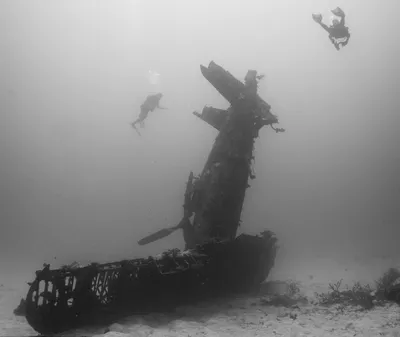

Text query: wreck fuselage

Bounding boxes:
[21,62,282,335]
[183,62,280,248]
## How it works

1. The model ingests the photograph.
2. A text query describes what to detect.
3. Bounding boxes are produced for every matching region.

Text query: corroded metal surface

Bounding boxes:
[25,232,277,334]
[22,61,283,334]
[139,61,284,249]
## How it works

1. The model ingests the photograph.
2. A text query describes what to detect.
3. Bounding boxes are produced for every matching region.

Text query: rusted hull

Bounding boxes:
[183,61,280,248]
[25,233,277,334]
[22,61,284,334]
[187,105,256,246]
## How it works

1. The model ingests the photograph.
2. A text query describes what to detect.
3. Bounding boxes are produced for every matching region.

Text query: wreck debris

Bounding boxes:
[24,233,277,334]
[13,298,27,317]
[22,61,282,334]
[139,61,284,248]
[193,107,230,131]
[137,171,197,246]
[185,62,282,246]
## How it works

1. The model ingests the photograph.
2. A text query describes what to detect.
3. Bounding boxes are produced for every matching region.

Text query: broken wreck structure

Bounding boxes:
[22,61,284,335]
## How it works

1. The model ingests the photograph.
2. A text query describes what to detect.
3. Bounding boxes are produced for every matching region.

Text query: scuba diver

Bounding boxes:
[312,7,350,50]
[130,93,167,132]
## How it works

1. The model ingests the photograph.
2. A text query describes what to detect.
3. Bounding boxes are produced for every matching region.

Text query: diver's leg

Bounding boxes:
[135,108,149,128]
[328,35,339,50]
[342,34,350,47]
[329,35,335,46]
[333,40,340,50]
[131,118,140,128]
[130,118,142,136]
[139,112,147,128]
[332,41,340,50]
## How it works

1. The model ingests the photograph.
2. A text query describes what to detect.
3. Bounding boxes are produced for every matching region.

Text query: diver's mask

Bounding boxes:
[331,17,340,27]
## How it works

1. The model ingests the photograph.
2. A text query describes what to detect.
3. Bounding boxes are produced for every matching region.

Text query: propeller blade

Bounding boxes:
[137,224,182,246]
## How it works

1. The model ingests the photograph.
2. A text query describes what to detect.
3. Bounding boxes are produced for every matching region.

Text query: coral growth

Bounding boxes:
[316,279,374,310]
[315,267,400,311]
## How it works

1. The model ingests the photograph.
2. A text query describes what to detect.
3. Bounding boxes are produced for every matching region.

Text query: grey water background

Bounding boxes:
[0,0,399,284]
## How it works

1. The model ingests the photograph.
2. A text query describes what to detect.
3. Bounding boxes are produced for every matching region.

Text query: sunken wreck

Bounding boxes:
[22,61,284,335]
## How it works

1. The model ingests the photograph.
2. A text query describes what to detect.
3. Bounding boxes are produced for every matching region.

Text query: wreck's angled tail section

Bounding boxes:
[138,62,283,249]
[180,62,285,248]
[193,107,231,131]
[200,61,280,127]
[200,62,244,106]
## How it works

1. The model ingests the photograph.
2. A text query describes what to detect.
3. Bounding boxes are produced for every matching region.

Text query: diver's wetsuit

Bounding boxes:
[139,95,161,120]
[318,14,350,50]
[131,94,163,129]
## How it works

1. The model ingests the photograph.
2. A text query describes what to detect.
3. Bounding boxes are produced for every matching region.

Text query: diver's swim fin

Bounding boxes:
[130,123,141,136]
[312,13,322,23]
[331,7,345,17]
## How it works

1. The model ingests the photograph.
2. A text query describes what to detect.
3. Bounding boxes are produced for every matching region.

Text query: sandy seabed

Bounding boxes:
[1,255,400,337]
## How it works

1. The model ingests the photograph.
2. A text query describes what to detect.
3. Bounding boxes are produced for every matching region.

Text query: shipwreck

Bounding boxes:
[22,61,284,335]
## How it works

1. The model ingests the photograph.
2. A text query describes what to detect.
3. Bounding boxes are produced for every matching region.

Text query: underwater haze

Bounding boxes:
[0,0,399,284]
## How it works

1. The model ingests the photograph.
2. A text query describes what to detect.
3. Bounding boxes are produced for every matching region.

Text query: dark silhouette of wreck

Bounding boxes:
[22,61,284,335]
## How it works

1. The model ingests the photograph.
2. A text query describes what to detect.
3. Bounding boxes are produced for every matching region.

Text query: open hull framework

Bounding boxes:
[23,62,284,334]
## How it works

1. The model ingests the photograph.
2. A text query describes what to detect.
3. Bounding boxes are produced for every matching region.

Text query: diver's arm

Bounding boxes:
[156,101,167,109]
[319,22,331,33]
[329,35,339,49]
